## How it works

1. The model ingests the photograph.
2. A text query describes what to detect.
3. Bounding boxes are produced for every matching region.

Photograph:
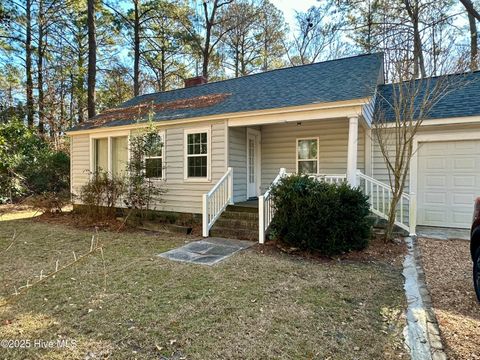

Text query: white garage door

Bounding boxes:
[417,140,480,228]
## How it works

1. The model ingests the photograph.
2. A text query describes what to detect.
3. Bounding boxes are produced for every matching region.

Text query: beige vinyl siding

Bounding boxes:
[70,134,91,196]
[228,127,247,202]
[260,118,365,191]
[70,120,227,214]
[372,129,403,189]
[150,120,227,214]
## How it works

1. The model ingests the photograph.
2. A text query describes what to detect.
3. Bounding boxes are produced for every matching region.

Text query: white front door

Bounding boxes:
[417,140,480,228]
[247,129,261,198]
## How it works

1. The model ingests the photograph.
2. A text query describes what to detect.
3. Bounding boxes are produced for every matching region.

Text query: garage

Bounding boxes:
[417,140,480,228]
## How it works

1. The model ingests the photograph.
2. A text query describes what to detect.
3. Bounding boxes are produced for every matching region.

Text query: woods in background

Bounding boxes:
[0,0,479,140]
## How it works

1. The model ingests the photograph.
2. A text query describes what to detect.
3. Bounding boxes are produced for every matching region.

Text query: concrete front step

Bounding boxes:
[209,227,258,241]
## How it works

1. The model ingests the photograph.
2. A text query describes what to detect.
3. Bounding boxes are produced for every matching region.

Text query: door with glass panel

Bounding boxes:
[247,129,261,199]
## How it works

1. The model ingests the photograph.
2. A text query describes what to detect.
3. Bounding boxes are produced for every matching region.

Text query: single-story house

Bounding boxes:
[67,53,480,242]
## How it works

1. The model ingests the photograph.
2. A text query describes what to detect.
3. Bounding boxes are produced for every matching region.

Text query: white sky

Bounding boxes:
[271,0,320,28]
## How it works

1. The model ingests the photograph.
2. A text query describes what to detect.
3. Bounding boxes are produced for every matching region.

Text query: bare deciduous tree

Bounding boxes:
[373,54,469,240]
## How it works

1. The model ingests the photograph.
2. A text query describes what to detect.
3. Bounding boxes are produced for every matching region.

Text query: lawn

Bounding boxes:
[0,215,407,359]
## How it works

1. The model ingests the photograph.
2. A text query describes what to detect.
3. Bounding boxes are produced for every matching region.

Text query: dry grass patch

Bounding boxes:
[418,238,480,360]
[0,217,407,359]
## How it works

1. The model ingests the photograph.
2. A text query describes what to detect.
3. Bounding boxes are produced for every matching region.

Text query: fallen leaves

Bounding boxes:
[418,238,480,360]
[88,93,232,127]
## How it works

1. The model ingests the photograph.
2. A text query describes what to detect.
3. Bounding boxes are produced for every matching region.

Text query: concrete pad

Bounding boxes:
[158,237,254,266]
[417,226,469,241]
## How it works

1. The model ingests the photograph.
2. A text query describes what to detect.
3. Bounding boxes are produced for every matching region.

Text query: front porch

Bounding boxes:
[202,114,415,242]
[227,116,368,204]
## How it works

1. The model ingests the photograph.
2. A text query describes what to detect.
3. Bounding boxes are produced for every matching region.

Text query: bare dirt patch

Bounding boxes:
[418,238,480,360]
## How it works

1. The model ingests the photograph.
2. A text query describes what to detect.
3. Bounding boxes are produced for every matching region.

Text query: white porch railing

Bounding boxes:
[258,168,287,244]
[356,170,416,235]
[309,174,347,185]
[202,167,234,237]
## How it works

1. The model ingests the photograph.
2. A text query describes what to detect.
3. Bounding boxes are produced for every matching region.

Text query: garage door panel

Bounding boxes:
[423,209,447,224]
[454,158,476,170]
[454,141,477,151]
[424,192,446,205]
[452,193,476,206]
[418,140,480,228]
[453,176,475,187]
[452,211,473,224]
[426,175,446,187]
[422,142,447,153]
[426,158,446,170]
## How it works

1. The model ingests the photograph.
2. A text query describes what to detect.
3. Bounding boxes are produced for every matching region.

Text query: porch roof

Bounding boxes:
[70,53,383,132]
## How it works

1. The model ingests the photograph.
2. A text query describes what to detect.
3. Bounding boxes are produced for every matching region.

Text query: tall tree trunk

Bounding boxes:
[461,0,480,21]
[69,72,75,127]
[87,0,97,119]
[469,12,478,70]
[77,52,85,123]
[404,0,426,78]
[133,0,140,96]
[25,0,34,127]
[201,0,217,79]
[37,0,45,134]
[160,47,166,92]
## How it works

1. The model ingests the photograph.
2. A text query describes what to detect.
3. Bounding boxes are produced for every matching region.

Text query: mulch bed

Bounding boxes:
[256,235,406,267]
[418,238,480,360]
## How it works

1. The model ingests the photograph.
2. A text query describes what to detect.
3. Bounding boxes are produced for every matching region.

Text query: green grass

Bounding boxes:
[0,218,407,359]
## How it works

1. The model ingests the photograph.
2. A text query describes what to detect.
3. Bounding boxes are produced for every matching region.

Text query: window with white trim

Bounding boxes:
[93,135,128,176]
[297,138,318,174]
[144,133,164,179]
[185,130,209,178]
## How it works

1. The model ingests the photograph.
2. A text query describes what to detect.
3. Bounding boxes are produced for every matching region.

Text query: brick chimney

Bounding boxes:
[184,76,208,88]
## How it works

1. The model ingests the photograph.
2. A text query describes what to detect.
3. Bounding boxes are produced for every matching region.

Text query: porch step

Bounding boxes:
[220,210,259,220]
[225,204,258,213]
[209,227,258,241]
[214,217,259,229]
[368,213,409,237]
[209,206,259,241]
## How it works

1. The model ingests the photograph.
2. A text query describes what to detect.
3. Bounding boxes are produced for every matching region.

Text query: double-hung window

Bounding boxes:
[185,128,210,180]
[297,138,319,174]
[145,132,164,179]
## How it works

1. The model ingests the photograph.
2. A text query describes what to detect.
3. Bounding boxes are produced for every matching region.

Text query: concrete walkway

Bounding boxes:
[417,226,469,241]
[158,237,254,266]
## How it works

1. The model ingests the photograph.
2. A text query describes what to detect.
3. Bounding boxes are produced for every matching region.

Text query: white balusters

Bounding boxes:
[202,167,234,237]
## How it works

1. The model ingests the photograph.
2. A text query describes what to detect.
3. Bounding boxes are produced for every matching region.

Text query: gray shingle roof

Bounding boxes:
[375,71,480,122]
[71,53,384,131]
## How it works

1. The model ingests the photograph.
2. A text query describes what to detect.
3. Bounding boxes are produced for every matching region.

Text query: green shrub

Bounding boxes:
[78,171,126,221]
[270,175,372,255]
[0,120,70,200]
[21,150,70,194]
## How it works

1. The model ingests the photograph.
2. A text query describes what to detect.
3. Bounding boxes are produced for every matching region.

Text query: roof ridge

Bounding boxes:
[134,52,384,101]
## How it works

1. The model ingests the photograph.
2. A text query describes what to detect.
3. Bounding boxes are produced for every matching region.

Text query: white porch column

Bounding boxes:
[346,116,359,186]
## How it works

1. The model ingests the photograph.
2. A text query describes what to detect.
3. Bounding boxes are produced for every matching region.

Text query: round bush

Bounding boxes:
[270,175,372,255]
